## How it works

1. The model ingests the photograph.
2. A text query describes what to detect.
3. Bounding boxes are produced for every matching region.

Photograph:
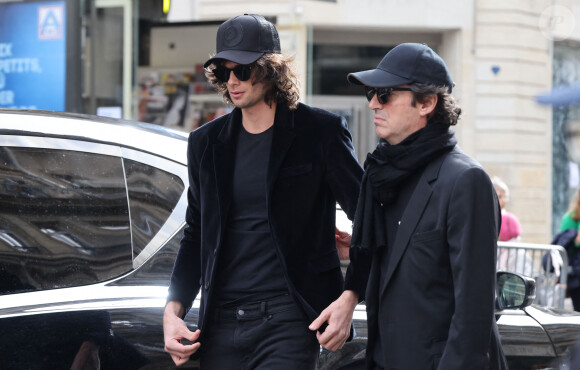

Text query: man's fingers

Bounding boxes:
[163,305,202,366]
[317,330,346,351]
[335,226,349,238]
[323,336,347,351]
[183,329,201,342]
[167,341,201,366]
[309,312,329,331]
[317,321,350,351]
[165,339,196,354]
[165,329,201,363]
[172,353,193,367]
[172,354,186,366]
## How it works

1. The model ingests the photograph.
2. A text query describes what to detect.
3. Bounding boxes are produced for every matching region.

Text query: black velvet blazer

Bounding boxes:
[167,103,363,338]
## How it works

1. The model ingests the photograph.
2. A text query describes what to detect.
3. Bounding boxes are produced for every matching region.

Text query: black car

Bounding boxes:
[1,109,579,369]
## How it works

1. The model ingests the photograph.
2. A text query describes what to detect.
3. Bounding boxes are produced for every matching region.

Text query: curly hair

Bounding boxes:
[204,53,300,110]
[409,83,461,127]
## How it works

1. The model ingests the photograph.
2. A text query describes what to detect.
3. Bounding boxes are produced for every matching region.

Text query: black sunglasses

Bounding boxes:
[212,64,252,83]
[365,86,413,104]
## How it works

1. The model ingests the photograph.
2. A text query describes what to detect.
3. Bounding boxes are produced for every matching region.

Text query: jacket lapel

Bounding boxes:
[379,151,449,296]
[213,109,241,228]
[266,105,296,196]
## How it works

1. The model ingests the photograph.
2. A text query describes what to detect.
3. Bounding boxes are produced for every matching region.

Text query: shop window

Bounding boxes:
[311,44,393,96]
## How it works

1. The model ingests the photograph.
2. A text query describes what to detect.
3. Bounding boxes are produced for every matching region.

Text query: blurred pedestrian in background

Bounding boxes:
[493,176,533,277]
[492,176,521,242]
[553,187,580,311]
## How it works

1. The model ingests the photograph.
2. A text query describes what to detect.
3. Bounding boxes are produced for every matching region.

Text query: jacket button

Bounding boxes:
[205,282,210,290]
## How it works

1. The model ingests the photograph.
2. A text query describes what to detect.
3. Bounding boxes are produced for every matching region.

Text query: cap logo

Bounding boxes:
[223,23,243,48]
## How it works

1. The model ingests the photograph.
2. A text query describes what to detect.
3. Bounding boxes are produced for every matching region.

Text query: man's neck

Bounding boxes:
[241,101,277,134]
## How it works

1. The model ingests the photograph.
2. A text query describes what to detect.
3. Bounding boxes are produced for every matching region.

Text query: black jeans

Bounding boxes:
[200,294,319,369]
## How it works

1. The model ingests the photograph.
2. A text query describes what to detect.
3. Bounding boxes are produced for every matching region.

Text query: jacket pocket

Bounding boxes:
[412,229,442,243]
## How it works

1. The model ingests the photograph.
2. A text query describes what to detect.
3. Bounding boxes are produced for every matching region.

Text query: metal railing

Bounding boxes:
[497,241,569,309]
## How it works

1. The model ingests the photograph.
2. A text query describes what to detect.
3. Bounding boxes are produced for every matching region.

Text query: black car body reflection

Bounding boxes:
[1,109,579,369]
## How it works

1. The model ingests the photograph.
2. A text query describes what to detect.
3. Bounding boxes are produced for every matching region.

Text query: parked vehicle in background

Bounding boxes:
[0,110,189,369]
[1,109,579,369]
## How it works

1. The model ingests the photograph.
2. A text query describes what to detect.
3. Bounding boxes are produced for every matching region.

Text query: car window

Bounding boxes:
[124,159,185,258]
[0,147,132,295]
[113,226,184,286]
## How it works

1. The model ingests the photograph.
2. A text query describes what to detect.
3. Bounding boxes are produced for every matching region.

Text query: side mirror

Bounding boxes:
[496,271,536,310]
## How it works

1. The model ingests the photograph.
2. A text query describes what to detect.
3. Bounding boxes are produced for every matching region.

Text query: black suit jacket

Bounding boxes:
[168,103,363,340]
[362,147,503,370]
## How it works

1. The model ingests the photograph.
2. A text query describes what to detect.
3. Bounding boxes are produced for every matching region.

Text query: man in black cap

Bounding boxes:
[312,43,508,369]
[162,14,363,369]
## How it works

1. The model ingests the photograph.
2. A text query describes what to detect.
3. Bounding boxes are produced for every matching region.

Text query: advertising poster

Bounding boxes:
[0,1,66,110]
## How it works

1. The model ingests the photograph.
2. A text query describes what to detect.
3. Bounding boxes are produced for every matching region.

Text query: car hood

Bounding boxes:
[525,305,580,357]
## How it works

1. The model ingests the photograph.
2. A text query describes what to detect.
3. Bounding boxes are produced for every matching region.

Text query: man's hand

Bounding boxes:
[335,227,352,261]
[309,290,359,351]
[163,301,201,366]
[70,341,100,370]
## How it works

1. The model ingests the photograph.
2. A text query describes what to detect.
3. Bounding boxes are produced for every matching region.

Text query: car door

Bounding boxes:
[0,131,190,368]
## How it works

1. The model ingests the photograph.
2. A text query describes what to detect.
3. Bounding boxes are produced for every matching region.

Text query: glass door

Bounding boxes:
[86,0,133,119]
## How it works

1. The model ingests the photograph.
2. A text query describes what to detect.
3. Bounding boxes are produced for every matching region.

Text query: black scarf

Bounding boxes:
[351,122,457,253]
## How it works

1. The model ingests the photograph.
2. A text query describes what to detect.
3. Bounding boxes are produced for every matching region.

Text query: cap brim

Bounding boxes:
[203,50,264,68]
[347,68,413,87]
[536,84,580,107]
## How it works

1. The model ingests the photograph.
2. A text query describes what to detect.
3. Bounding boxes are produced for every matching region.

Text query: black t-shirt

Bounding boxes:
[215,124,288,306]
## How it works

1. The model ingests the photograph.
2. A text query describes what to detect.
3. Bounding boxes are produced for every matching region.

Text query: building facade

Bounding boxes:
[161,0,579,243]
[1,0,579,242]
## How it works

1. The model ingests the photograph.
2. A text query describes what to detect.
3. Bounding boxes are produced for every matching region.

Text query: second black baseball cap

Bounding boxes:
[347,43,454,93]
[203,14,281,68]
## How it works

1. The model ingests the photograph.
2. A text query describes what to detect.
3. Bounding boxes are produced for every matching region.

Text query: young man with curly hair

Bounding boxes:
[163,14,363,369]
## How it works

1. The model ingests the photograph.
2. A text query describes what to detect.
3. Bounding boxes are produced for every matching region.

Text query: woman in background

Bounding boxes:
[493,176,522,242]
[494,177,531,276]
[557,187,580,311]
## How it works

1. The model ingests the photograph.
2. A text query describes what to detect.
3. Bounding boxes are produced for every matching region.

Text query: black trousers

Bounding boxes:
[200,294,320,369]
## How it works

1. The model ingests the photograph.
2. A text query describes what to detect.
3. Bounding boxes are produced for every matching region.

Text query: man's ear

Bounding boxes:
[420,94,438,118]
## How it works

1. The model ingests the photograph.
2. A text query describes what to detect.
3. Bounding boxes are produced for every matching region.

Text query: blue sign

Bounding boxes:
[0,1,66,110]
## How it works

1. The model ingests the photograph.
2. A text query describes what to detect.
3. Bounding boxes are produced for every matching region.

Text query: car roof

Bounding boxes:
[0,109,189,165]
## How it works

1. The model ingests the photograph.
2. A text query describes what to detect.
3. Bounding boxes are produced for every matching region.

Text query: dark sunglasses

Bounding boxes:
[364,86,412,104]
[212,64,252,83]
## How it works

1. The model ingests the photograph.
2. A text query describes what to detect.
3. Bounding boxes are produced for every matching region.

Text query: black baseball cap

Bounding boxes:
[203,14,281,68]
[347,43,454,93]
